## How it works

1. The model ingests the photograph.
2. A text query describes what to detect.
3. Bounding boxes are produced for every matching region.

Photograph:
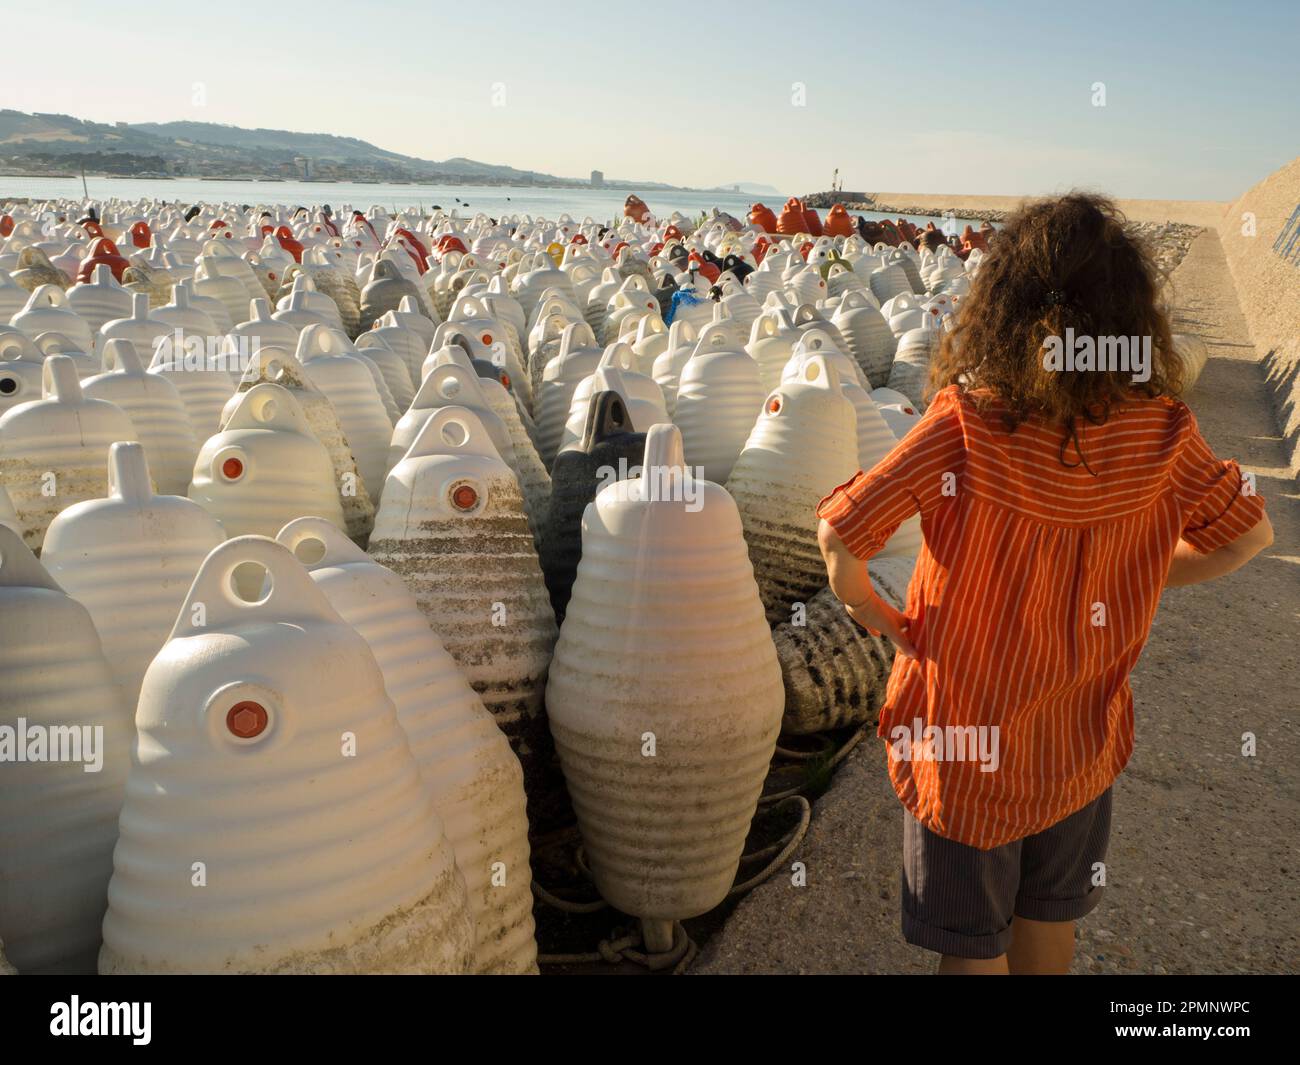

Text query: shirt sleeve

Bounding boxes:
[1173,412,1267,553]
[816,387,962,559]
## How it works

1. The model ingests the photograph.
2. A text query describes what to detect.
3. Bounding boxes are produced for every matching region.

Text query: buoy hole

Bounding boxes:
[293,537,326,565]
[229,562,272,604]
[440,419,469,447]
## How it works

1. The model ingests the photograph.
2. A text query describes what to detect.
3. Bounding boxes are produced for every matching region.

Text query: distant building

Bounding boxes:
[733,185,740,193]
[590,169,604,188]
[295,155,310,180]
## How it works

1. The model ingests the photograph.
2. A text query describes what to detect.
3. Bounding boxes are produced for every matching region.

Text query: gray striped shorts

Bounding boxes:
[901,789,1112,958]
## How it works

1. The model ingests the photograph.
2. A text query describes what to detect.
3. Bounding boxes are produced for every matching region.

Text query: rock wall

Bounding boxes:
[1220,156,1300,477]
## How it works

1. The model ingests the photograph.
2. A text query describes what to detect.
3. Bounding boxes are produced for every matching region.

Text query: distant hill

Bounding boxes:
[0,110,694,189]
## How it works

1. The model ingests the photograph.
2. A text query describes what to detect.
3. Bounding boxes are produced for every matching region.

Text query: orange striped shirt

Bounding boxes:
[816,385,1267,849]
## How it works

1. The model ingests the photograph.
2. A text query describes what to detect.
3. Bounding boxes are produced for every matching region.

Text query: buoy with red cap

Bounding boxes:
[99,535,474,974]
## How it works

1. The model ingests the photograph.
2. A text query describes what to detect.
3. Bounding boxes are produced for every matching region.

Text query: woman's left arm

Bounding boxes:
[817,519,917,659]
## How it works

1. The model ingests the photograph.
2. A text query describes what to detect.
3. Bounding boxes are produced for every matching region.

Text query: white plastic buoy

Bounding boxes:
[727,354,861,623]
[99,536,475,974]
[547,425,782,947]
[0,483,16,531]
[0,356,135,550]
[189,382,345,538]
[0,325,46,415]
[98,292,171,358]
[558,342,667,455]
[533,322,605,468]
[223,347,373,544]
[82,339,199,495]
[68,264,133,340]
[0,524,132,973]
[673,321,766,484]
[370,407,557,764]
[276,517,538,974]
[295,324,393,505]
[832,288,896,388]
[10,284,95,354]
[42,442,226,710]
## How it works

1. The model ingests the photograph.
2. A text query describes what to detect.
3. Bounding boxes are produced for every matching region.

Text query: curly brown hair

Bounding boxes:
[929,192,1182,457]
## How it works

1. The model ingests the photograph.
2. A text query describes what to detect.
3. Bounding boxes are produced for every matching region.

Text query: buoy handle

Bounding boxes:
[107,441,154,504]
[402,404,500,463]
[103,337,144,374]
[171,535,344,638]
[276,515,369,568]
[42,354,83,402]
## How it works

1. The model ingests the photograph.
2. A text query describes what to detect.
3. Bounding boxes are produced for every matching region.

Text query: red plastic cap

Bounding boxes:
[451,484,479,511]
[221,456,244,480]
[227,701,268,739]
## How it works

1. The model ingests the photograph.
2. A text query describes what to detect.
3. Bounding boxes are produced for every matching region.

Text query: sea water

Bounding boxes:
[0,175,985,228]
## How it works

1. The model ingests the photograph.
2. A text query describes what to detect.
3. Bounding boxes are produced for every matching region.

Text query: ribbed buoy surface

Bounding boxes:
[546,425,782,922]
[83,339,198,495]
[277,518,537,975]
[99,536,474,974]
[773,586,894,735]
[42,442,226,711]
[673,322,765,484]
[295,324,393,505]
[190,383,345,538]
[539,390,645,623]
[369,407,558,769]
[726,355,859,624]
[0,525,131,974]
[224,347,373,544]
[0,356,135,550]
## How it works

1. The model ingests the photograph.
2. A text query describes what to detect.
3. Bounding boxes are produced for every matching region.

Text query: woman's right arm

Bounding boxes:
[1165,513,1273,587]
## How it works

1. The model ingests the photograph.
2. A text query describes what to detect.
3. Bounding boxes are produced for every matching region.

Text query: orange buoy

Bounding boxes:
[823,204,854,238]
[273,225,304,263]
[749,203,779,233]
[624,195,651,225]
[775,198,807,235]
[961,225,987,252]
[128,221,152,249]
[76,236,130,283]
[801,206,823,237]
[688,252,720,283]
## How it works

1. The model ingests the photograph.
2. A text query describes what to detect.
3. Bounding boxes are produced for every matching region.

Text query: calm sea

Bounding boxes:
[0,175,981,228]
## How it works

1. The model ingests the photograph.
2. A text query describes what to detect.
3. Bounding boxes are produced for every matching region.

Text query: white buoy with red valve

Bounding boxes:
[726,353,861,623]
[188,381,345,539]
[99,535,474,974]
[370,406,557,767]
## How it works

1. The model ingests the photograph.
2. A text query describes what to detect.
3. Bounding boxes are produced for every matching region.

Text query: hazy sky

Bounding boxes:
[3,0,1296,200]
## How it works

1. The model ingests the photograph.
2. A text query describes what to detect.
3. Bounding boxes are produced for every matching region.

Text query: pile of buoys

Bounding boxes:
[0,188,1035,973]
